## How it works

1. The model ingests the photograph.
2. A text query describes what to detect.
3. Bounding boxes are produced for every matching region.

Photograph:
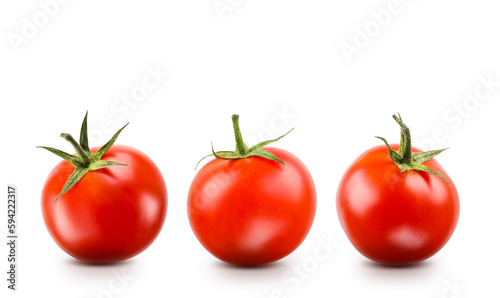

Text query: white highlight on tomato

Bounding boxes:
[388,224,429,250]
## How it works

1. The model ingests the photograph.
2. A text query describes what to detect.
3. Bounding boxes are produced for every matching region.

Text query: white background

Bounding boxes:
[1,0,499,297]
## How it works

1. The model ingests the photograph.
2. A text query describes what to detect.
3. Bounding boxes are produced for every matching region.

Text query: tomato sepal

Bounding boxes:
[375,113,449,184]
[195,114,293,169]
[37,111,129,201]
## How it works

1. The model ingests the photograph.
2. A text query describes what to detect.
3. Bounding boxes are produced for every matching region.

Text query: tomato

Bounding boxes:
[336,115,459,265]
[188,115,316,266]
[39,113,167,263]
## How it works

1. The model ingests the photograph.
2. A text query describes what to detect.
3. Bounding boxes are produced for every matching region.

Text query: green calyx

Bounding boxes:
[195,114,293,170]
[38,112,129,201]
[376,114,449,184]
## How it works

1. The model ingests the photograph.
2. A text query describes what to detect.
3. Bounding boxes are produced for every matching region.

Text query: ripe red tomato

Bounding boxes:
[336,115,459,265]
[40,113,167,263]
[188,115,316,266]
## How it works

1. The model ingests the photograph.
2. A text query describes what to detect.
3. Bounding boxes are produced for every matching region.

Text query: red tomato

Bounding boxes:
[41,145,167,263]
[39,113,167,263]
[188,147,316,266]
[42,145,167,263]
[188,115,316,266]
[336,116,459,265]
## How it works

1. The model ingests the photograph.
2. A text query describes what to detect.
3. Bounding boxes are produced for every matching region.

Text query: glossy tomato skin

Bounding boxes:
[188,147,316,266]
[337,144,459,265]
[41,145,167,263]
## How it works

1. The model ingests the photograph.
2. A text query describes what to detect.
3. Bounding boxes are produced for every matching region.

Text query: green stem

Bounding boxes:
[232,114,249,155]
[392,114,412,163]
